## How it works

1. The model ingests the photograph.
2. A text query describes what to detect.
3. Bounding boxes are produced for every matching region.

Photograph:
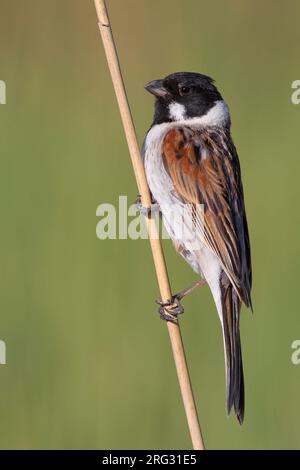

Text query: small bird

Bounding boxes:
[142,72,252,424]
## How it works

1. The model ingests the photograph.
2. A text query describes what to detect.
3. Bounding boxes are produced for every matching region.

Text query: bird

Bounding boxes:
[141,72,252,424]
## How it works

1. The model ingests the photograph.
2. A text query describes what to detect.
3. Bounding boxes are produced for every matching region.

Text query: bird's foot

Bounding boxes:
[155,295,184,324]
[155,278,206,323]
[135,195,160,218]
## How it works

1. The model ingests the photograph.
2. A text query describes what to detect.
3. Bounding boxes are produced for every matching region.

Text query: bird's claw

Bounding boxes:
[135,195,160,218]
[155,295,184,323]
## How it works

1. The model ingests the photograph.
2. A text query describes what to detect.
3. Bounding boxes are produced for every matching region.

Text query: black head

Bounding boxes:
[145,72,224,125]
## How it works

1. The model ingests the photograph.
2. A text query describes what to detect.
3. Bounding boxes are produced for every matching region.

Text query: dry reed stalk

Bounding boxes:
[93,0,205,450]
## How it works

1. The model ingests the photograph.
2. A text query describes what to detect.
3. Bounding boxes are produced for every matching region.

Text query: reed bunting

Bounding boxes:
[142,72,252,424]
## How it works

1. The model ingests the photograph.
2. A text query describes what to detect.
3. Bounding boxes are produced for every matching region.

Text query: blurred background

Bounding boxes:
[0,0,299,450]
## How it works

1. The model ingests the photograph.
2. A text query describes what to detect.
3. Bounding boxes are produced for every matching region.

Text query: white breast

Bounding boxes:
[143,122,173,205]
[144,122,186,243]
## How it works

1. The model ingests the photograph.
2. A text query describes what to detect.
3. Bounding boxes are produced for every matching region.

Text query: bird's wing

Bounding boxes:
[162,126,252,307]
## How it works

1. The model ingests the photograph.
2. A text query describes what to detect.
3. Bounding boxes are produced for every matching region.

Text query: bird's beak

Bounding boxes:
[144,79,169,98]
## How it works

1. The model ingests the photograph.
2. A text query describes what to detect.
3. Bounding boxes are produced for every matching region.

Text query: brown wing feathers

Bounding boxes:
[162,126,250,305]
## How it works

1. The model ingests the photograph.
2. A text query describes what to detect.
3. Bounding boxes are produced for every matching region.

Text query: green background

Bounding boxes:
[0,0,299,450]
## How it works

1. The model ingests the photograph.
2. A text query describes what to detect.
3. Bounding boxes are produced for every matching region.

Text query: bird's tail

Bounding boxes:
[220,273,245,424]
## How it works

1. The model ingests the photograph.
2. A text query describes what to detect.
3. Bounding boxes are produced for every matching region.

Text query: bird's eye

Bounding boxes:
[180,86,192,95]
